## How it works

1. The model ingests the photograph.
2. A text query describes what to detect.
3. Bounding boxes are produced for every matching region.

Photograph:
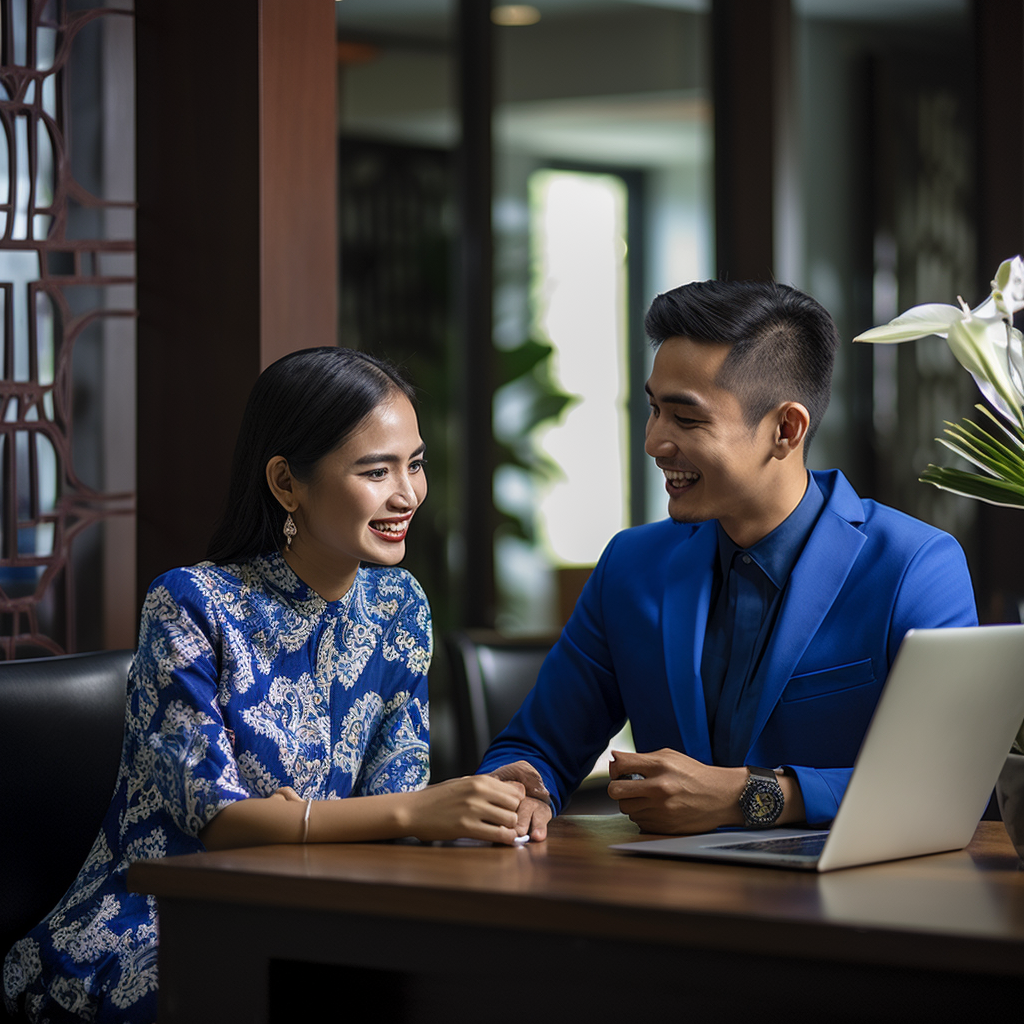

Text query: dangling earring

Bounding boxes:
[283,513,297,548]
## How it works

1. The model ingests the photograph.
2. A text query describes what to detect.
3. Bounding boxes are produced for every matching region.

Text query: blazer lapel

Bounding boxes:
[746,508,866,751]
[661,521,718,763]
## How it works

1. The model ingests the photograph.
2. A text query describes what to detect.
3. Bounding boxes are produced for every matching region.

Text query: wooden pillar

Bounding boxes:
[134,0,337,603]
[455,0,497,627]
[711,0,794,282]
[973,0,1024,620]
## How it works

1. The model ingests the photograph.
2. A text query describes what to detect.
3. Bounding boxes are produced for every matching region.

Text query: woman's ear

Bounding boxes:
[266,456,299,511]
[772,402,810,459]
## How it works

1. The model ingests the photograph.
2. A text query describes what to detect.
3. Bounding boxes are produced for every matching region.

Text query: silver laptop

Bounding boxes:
[610,625,1024,872]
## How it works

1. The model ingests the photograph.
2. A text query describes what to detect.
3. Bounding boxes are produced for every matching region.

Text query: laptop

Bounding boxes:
[610,625,1024,872]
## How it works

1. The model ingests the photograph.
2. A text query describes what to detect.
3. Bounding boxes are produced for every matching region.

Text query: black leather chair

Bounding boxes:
[0,649,133,1006]
[444,630,625,815]
[443,630,555,776]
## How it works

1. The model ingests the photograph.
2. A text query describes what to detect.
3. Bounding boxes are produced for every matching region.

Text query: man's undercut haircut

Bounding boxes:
[644,279,839,453]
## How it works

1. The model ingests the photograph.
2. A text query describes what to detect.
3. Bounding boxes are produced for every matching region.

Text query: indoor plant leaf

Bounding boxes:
[919,465,1024,508]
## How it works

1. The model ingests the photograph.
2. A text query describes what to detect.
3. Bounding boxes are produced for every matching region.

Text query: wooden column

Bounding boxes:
[711,0,793,282]
[973,0,1024,619]
[455,0,497,627]
[134,0,337,603]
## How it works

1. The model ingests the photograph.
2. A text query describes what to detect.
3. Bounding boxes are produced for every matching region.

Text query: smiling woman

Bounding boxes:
[263,388,428,601]
[3,348,540,1024]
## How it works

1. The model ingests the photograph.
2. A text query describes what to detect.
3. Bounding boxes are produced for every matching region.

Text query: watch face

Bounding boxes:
[750,788,781,820]
[742,778,783,825]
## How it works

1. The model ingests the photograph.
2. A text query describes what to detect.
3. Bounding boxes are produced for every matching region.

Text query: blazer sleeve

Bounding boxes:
[787,530,978,824]
[476,536,629,814]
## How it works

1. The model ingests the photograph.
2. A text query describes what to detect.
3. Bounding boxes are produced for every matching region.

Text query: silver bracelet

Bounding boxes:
[302,798,313,844]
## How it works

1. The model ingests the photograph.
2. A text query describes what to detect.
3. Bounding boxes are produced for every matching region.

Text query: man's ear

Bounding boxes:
[771,402,810,459]
[266,455,299,511]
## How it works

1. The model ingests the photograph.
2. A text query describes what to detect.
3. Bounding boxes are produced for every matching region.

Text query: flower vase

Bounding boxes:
[996,752,1024,859]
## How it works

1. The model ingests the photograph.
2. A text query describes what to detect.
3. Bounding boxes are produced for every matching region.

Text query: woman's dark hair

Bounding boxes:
[207,347,416,563]
[645,279,839,454]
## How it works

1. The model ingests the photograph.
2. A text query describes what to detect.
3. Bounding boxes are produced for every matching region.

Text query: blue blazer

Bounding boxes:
[479,470,978,823]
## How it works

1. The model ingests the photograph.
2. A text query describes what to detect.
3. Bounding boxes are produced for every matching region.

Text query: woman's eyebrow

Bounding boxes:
[353,442,426,466]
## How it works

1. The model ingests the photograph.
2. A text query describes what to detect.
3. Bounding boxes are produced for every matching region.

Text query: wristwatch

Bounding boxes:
[739,766,784,828]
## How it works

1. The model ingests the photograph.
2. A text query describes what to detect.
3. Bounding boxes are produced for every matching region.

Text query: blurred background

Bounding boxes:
[1,0,1018,679]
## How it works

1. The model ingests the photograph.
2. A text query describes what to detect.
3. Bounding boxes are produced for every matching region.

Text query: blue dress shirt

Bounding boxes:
[701,474,825,765]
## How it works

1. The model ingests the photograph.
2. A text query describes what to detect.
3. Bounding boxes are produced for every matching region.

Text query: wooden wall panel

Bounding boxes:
[135,0,337,603]
[711,0,792,282]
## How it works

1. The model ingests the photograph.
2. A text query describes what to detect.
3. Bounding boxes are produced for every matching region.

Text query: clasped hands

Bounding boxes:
[488,749,754,840]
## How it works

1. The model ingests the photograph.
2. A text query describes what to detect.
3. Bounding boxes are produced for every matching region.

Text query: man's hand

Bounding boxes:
[606,749,747,834]
[488,760,553,841]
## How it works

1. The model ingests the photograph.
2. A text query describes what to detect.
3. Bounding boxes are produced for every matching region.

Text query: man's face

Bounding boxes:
[644,336,780,545]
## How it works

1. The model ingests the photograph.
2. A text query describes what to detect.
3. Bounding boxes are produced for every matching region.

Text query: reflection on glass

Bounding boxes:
[13,115,29,240]
[36,25,57,75]
[35,118,54,207]
[35,289,54,385]
[34,431,57,516]
[0,120,7,237]
[41,73,56,117]
[0,252,42,380]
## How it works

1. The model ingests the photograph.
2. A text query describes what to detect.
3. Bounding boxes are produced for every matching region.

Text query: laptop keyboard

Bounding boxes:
[715,832,829,857]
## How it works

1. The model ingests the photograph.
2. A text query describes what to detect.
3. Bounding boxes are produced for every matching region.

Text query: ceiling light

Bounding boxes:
[491,5,541,26]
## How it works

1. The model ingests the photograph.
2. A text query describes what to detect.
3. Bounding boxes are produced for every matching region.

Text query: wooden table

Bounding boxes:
[128,817,1024,1023]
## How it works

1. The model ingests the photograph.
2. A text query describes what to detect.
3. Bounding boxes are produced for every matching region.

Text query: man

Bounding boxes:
[478,279,977,840]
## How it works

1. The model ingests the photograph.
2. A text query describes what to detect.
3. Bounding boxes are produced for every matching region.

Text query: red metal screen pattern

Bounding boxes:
[0,0,135,658]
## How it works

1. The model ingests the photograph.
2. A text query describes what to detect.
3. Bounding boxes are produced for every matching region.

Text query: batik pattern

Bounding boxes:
[3,552,431,1023]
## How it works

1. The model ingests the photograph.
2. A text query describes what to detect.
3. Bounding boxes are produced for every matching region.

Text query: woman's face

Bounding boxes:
[285,393,427,585]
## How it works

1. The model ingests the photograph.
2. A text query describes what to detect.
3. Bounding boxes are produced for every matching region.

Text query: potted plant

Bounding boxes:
[855,256,1024,855]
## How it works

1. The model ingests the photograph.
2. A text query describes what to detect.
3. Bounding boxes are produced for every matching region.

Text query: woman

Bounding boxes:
[3,348,525,1023]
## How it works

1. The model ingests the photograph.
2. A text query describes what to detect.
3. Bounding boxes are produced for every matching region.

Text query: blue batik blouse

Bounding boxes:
[3,552,432,1024]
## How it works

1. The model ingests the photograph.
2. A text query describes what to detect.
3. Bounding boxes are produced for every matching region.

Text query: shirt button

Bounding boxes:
[742,555,752,564]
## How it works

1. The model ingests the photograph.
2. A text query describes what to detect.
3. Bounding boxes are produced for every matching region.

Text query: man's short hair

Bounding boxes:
[644,279,839,451]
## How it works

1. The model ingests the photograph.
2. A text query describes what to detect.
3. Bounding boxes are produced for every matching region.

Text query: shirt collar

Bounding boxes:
[247,549,356,617]
[715,472,824,589]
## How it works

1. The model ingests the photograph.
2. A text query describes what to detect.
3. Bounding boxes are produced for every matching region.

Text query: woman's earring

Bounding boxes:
[283,513,297,548]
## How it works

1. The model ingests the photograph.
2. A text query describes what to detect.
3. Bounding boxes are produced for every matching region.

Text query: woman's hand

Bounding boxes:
[395,775,526,845]
[201,778,529,850]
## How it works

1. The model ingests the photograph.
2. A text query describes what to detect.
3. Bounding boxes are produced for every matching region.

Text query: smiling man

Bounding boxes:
[479,278,978,840]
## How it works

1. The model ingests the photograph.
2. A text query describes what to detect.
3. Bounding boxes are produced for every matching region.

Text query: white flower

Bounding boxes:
[855,256,1024,430]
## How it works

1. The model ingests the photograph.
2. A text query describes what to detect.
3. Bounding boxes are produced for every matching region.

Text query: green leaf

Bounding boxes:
[976,404,1024,450]
[937,420,1024,484]
[936,435,1024,485]
[524,392,576,433]
[853,304,962,344]
[919,465,1024,507]
[494,338,555,385]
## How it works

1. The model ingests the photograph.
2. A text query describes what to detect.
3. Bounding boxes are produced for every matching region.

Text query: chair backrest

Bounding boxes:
[0,650,133,969]
[444,630,555,774]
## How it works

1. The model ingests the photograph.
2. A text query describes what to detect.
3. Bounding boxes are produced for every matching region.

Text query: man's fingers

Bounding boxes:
[528,801,552,841]
[513,796,551,840]
[489,760,551,803]
[609,749,657,777]
[515,797,539,834]
[607,776,650,800]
